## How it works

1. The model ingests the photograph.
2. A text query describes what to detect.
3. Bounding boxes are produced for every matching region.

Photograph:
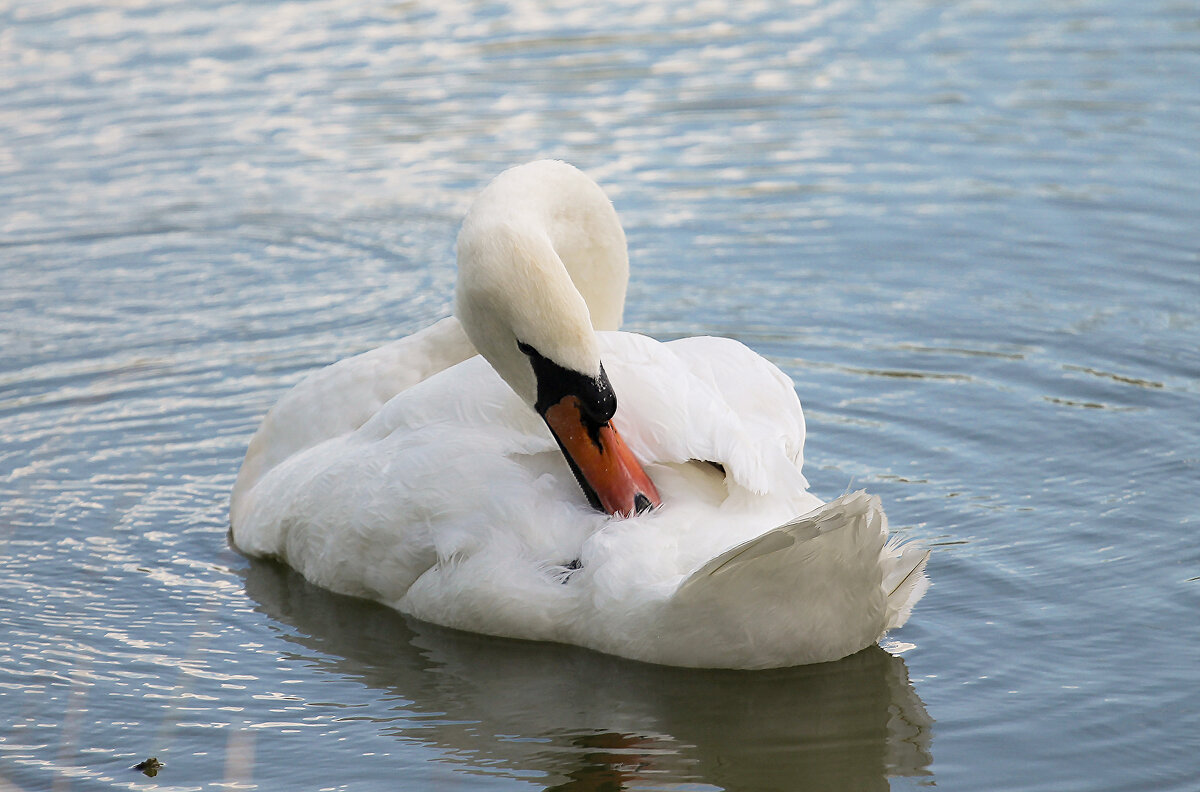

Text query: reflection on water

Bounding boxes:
[244,558,932,791]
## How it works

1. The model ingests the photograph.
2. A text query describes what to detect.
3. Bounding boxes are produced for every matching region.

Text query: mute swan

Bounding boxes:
[230,160,929,669]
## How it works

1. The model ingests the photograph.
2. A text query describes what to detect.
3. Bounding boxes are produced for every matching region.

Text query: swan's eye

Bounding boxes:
[517,340,616,425]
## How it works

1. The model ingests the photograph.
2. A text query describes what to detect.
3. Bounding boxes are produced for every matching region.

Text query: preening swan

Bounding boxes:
[230,160,929,669]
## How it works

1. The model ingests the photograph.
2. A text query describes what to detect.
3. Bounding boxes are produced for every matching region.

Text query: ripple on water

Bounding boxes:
[2,0,1200,789]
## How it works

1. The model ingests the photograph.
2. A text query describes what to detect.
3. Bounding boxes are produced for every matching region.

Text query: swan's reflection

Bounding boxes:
[243,558,932,791]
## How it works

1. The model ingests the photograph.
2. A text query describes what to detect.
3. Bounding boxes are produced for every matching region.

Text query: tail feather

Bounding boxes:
[883,540,931,630]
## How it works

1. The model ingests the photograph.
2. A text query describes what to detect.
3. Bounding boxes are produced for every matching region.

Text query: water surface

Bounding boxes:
[2,0,1198,789]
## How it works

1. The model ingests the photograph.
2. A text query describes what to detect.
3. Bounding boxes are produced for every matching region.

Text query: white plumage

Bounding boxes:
[230,160,928,669]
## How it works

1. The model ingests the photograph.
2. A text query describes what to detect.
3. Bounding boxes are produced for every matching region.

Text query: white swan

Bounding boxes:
[230,160,929,669]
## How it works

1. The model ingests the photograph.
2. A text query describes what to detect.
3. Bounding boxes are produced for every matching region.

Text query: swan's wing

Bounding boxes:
[676,491,931,633]
[599,332,809,497]
[231,317,475,524]
[657,492,919,667]
[230,350,604,602]
[677,491,885,592]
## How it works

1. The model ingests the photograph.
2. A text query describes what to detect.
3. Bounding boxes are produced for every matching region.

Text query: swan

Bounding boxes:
[230,159,929,669]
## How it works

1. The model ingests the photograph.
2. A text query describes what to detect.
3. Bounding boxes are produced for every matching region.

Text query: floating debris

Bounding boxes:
[133,757,163,777]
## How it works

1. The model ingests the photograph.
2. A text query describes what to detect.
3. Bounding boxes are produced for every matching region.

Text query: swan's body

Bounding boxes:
[230,160,928,669]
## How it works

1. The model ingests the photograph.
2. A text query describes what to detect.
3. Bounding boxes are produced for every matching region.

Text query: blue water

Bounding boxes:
[2,0,1198,789]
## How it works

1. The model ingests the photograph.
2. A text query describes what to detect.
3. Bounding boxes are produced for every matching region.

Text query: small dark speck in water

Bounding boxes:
[133,757,163,777]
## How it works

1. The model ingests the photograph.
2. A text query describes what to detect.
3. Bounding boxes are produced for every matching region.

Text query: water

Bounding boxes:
[2,0,1198,789]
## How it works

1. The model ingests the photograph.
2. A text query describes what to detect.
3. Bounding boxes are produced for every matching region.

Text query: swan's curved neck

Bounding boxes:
[454,160,630,407]
[452,160,660,517]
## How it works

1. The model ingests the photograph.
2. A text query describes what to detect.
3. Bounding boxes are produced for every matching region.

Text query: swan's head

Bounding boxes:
[455,161,660,517]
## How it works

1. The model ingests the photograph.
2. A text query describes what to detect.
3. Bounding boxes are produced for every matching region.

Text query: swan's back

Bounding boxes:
[230,317,475,527]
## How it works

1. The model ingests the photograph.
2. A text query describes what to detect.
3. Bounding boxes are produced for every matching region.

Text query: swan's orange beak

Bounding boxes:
[544,395,661,517]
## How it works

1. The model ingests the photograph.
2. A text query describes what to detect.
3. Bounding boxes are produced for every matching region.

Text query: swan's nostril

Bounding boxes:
[634,493,653,514]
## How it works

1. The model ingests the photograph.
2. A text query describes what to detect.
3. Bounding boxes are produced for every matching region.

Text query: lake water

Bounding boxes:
[2,0,1198,789]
